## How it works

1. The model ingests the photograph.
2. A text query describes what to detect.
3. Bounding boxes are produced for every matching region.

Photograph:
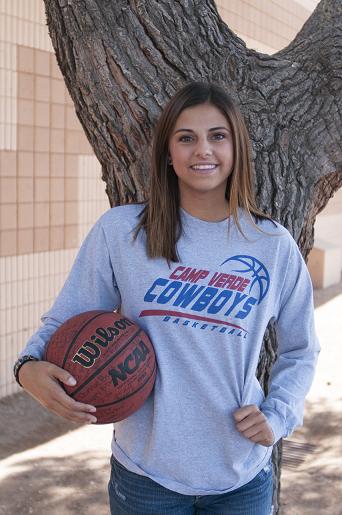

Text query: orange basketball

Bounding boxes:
[44,310,157,424]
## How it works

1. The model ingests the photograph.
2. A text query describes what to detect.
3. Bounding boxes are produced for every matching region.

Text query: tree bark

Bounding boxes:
[43,0,342,511]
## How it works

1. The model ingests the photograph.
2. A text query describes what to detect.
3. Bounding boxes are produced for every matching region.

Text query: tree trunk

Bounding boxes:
[43,0,342,511]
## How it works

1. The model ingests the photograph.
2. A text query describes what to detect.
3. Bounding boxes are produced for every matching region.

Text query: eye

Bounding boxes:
[178,135,193,142]
[211,133,226,140]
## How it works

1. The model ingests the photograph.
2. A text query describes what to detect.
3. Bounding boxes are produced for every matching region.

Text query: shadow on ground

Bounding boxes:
[0,452,110,515]
[1,394,341,514]
[0,391,81,460]
[280,398,342,515]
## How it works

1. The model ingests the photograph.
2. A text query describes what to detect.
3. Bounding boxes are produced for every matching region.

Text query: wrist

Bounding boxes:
[13,356,39,387]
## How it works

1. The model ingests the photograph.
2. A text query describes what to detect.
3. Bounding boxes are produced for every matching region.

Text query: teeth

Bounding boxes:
[191,164,217,170]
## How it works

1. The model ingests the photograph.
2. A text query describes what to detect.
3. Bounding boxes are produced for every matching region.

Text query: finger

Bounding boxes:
[233,404,259,422]
[241,421,267,439]
[48,362,77,387]
[48,399,97,424]
[236,412,265,432]
[50,383,96,413]
[248,433,272,446]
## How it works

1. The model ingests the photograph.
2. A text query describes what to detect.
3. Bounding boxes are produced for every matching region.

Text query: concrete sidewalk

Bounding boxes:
[1,282,341,515]
[280,281,342,514]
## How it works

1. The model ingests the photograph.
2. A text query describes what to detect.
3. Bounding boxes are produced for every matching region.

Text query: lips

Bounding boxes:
[190,164,218,170]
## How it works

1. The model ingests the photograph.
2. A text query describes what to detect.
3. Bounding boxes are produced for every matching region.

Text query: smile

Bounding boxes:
[190,164,218,172]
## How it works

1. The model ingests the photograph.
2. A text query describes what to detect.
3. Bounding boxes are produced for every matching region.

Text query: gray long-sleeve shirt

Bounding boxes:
[20,203,320,495]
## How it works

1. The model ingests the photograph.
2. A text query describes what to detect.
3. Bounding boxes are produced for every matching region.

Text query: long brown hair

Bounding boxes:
[133,81,276,265]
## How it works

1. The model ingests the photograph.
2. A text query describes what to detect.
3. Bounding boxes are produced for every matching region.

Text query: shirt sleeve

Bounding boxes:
[19,216,121,360]
[260,237,320,444]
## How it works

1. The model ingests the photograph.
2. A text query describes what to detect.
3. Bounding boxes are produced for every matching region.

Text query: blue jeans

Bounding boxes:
[108,455,273,514]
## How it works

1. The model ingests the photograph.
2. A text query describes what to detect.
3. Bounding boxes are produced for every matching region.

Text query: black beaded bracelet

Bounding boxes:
[13,355,39,387]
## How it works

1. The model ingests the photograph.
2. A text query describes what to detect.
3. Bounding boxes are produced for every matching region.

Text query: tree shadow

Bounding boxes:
[280,398,342,514]
[0,452,110,515]
[0,391,82,460]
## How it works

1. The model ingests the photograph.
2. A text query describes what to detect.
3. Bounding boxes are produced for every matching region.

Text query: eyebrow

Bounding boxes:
[173,126,231,134]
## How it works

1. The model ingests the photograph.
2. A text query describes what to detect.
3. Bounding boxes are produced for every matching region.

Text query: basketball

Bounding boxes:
[44,310,157,424]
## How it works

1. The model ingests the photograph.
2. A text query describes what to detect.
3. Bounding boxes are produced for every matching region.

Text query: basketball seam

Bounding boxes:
[94,359,157,408]
[61,311,108,368]
[69,328,144,397]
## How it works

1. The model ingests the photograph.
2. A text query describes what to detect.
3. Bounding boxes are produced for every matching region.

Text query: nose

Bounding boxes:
[194,138,213,157]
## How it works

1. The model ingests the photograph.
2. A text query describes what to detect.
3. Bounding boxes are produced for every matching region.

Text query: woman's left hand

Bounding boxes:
[233,405,275,447]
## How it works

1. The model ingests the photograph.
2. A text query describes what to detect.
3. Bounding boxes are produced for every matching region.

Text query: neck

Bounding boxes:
[180,191,230,222]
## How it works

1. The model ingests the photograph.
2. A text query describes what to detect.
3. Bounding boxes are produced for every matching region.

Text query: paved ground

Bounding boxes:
[280,281,342,515]
[0,282,341,515]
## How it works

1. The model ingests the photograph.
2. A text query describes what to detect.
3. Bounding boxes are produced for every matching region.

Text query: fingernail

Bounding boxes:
[88,417,97,424]
[67,377,77,386]
[89,406,96,412]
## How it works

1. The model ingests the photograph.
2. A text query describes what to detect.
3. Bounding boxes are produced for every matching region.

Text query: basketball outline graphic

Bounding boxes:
[220,255,270,304]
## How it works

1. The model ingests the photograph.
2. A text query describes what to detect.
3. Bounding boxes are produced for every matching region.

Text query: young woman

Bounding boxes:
[14,82,320,514]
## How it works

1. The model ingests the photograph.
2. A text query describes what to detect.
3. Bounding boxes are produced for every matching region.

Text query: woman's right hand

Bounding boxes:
[18,360,97,424]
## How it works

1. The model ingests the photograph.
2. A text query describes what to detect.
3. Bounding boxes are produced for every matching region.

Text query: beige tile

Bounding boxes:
[50,178,64,201]
[50,153,64,177]
[50,201,64,226]
[51,104,65,129]
[0,178,17,203]
[35,101,50,127]
[35,49,50,76]
[78,130,92,154]
[0,230,17,256]
[51,78,65,104]
[34,127,50,152]
[65,225,78,248]
[50,54,62,79]
[35,76,50,102]
[18,203,34,229]
[18,99,34,126]
[66,90,74,106]
[18,152,33,177]
[18,46,34,73]
[17,228,34,254]
[65,178,78,201]
[50,128,64,153]
[34,202,50,227]
[17,177,33,202]
[34,177,50,202]
[0,204,17,230]
[50,226,64,250]
[34,227,49,252]
[0,151,17,177]
[18,125,34,151]
[66,106,80,130]
[18,72,34,100]
[65,201,78,225]
[35,152,49,177]
[65,154,79,177]
[65,130,80,154]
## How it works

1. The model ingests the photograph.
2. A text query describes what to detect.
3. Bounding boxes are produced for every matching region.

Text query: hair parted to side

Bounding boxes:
[133,81,276,265]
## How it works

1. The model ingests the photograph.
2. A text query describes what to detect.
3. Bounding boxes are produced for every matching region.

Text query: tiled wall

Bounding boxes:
[216,0,319,53]
[0,1,109,398]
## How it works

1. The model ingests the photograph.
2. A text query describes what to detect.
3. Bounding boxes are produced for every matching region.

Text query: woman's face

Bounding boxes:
[168,103,234,202]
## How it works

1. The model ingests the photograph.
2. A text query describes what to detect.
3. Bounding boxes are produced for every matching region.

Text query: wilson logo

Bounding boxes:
[72,317,134,368]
